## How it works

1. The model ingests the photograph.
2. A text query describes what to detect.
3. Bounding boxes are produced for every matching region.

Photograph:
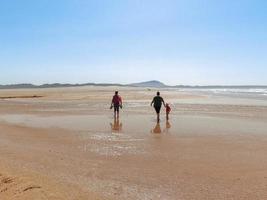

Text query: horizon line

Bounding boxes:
[0,81,267,88]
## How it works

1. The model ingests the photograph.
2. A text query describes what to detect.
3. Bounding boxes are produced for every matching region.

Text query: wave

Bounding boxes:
[179,88,267,97]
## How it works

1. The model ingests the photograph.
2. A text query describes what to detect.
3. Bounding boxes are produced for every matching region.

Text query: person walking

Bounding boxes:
[166,103,171,121]
[110,91,123,118]
[151,91,165,122]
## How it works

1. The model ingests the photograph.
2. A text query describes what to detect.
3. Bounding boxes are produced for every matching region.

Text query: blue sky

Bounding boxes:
[0,0,266,85]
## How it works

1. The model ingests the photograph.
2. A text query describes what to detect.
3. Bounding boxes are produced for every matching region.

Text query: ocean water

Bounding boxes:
[178,88,267,99]
[211,88,267,95]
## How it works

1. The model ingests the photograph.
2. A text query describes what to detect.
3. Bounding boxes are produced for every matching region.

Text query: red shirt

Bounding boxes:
[166,105,171,113]
[112,95,122,105]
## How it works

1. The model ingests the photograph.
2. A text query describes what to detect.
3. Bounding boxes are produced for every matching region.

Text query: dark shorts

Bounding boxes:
[114,104,120,112]
[154,106,161,114]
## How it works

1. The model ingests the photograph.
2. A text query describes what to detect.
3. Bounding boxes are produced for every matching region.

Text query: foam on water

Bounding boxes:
[179,88,267,97]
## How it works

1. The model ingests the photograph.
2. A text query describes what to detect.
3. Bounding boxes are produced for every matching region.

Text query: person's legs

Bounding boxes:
[157,113,160,123]
[154,106,161,122]
[114,106,117,118]
[114,105,119,118]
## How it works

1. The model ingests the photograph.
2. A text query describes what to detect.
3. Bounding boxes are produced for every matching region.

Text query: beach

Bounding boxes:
[1,86,267,200]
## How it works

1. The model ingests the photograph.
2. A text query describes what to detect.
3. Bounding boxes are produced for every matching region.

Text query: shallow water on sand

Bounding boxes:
[1,113,266,136]
[1,114,267,199]
[2,87,267,199]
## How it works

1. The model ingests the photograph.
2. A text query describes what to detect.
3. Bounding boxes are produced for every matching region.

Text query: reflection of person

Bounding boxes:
[166,103,171,121]
[110,91,123,118]
[152,123,162,134]
[151,91,165,122]
[110,118,123,132]
[165,121,171,133]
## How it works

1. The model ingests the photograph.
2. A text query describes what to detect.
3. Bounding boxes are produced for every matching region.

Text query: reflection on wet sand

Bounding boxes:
[165,121,171,133]
[110,118,123,133]
[152,123,162,134]
[1,87,267,200]
[151,121,171,134]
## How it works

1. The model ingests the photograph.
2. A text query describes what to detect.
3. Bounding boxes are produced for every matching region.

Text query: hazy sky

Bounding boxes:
[1,0,266,85]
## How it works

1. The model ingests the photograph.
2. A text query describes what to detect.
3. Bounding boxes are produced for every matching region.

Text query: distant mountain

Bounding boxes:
[0,81,266,90]
[0,84,37,89]
[0,83,123,89]
[129,80,167,88]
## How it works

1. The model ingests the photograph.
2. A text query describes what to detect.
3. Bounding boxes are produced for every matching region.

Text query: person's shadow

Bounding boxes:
[110,118,123,133]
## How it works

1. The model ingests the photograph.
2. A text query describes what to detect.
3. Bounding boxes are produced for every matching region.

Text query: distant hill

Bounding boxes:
[0,84,37,89]
[0,81,266,90]
[0,83,123,89]
[129,80,167,88]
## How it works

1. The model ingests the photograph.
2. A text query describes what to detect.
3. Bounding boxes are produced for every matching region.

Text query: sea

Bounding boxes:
[177,87,267,100]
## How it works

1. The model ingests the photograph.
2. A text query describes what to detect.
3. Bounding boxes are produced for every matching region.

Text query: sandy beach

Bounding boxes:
[1,86,267,200]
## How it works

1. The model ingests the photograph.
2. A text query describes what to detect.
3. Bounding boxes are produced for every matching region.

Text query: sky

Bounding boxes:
[0,0,267,85]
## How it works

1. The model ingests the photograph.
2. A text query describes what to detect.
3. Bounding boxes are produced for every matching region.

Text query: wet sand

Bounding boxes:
[1,86,267,199]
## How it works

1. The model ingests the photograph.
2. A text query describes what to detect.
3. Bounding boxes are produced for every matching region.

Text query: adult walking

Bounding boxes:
[110,91,123,118]
[151,91,165,122]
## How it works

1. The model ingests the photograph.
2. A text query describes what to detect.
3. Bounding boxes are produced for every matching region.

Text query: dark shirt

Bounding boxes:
[152,96,164,107]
